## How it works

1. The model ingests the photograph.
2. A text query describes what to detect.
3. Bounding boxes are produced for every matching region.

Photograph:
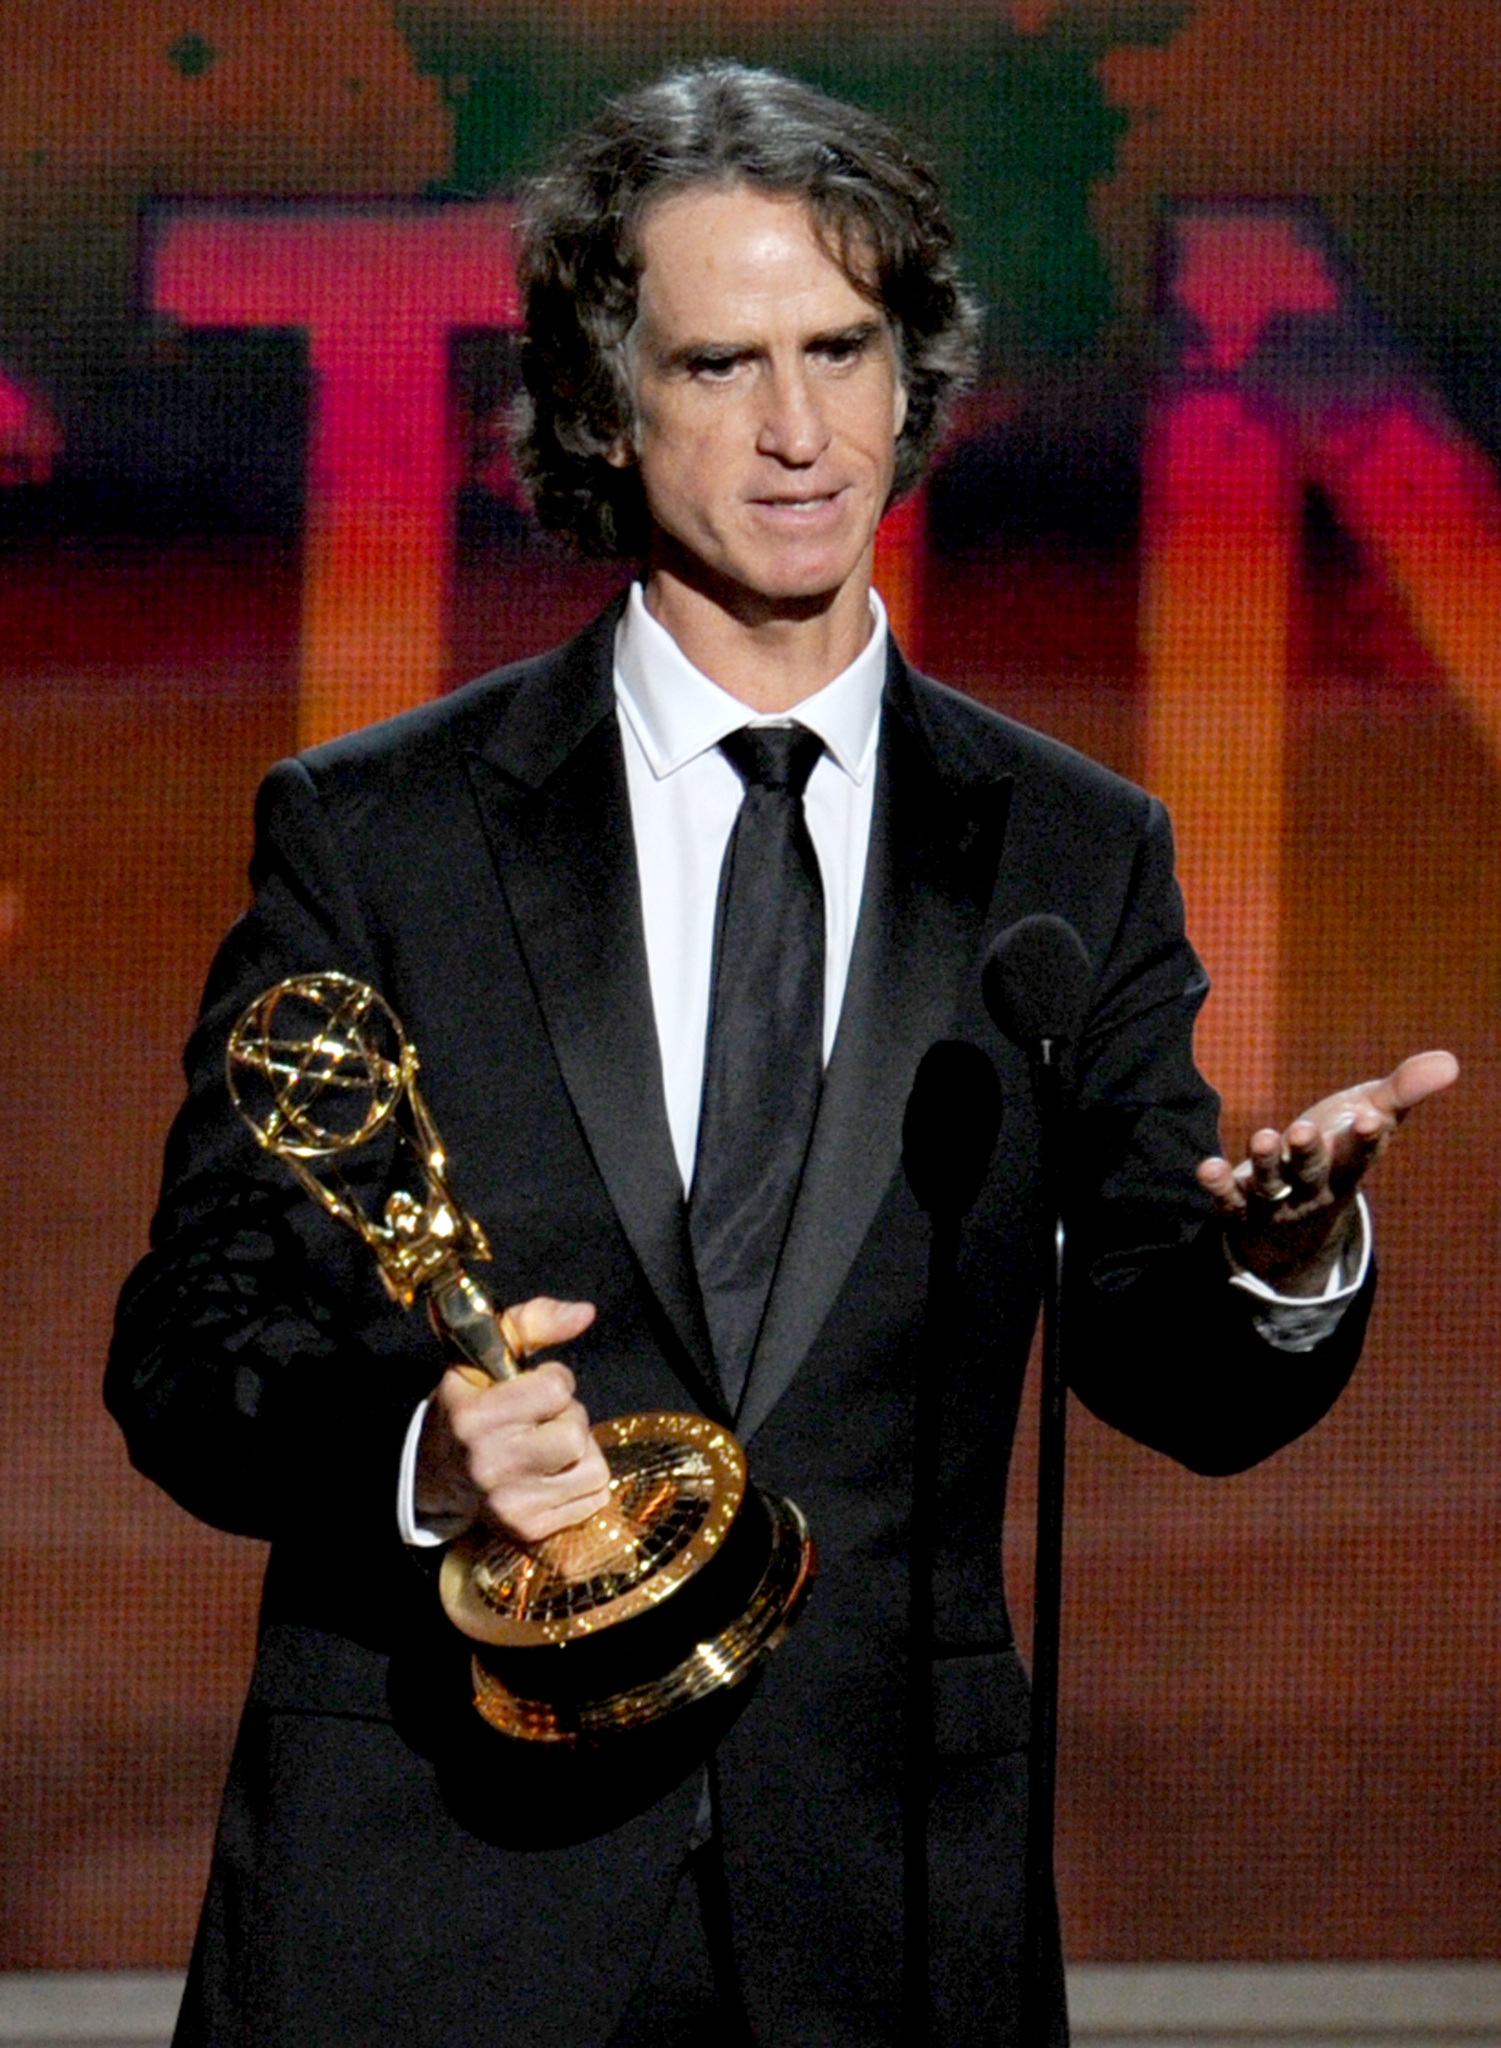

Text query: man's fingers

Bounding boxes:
[475,1416,614,1542]
[428,1294,610,1542]
[442,1357,578,1434]
[1246,1127,1293,1199]
[1196,1154,1245,1217]
[514,1406,602,1483]
[471,1418,604,1501]
[1198,1047,1460,1242]
[1283,1120,1330,1188]
[499,1470,617,1545]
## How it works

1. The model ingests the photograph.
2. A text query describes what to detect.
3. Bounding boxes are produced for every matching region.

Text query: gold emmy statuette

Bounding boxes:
[226,972,815,1743]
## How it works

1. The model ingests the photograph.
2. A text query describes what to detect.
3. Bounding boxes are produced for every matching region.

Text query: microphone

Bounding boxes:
[981,912,1092,1063]
[901,1040,1002,1218]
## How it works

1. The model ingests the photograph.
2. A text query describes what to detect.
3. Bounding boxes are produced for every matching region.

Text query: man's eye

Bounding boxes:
[690,355,742,380]
[817,336,870,367]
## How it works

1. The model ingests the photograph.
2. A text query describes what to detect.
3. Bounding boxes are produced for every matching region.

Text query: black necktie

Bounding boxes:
[689,725,826,1409]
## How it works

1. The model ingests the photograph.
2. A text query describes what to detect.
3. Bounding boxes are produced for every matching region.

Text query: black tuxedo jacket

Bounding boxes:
[109,602,1371,2047]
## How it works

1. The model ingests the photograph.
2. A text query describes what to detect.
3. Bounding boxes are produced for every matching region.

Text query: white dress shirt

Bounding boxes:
[397,583,1367,1542]
[615,579,885,1189]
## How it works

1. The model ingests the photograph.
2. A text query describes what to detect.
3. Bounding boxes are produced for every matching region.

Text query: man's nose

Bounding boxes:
[755,368,829,464]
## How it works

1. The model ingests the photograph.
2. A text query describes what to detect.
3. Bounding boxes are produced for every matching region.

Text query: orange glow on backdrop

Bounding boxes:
[3,0,1498,1978]
[1142,385,1292,1114]
[1144,204,1501,1113]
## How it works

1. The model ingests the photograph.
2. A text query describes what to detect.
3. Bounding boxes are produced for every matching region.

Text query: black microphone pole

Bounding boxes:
[982,914,1092,2046]
[901,1040,1003,2046]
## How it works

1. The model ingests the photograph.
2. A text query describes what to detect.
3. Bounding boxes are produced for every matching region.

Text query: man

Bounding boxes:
[108,62,1454,2048]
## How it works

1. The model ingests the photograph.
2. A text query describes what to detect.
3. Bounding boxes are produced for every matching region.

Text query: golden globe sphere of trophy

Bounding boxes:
[226,971,815,1744]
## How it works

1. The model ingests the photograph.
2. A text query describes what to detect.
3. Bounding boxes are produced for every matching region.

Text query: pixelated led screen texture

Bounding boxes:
[0,0,1496,1969]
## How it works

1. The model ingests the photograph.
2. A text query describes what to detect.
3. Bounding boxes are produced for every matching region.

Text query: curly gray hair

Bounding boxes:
[514,61,981,557]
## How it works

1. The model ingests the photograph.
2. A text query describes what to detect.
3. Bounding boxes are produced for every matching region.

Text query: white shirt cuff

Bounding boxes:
[1227,1193,1372,1353]
[396,1395,473,1548]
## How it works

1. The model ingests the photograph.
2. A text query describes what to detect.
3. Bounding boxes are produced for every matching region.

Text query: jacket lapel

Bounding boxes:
[736,649,1013,1444]
[458,614,1011,1441]
[460,611,724,1420]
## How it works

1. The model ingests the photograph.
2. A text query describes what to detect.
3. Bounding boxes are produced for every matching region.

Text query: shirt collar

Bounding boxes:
[614,580,886,784]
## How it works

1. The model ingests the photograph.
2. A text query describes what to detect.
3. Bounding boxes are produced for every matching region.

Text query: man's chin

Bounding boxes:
[722,570,854,626]
[721,539,880,620]
[648,535,865,624]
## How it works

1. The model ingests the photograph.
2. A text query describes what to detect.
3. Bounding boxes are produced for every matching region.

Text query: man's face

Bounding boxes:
[615,184,908,617]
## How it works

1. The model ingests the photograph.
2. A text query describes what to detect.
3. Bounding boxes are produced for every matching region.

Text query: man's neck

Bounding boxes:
[641,560,877,713]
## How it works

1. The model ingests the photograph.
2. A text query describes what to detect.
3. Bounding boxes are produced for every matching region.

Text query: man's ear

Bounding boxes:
[892,379,909,442]
[604,432,636,470]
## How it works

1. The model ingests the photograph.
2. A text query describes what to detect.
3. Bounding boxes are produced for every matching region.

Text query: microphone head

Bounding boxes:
[902,1040,1003,1217]
[981,914,1092,1050]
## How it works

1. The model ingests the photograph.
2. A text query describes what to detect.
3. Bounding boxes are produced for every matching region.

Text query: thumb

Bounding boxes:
[500,1295,597,1360]
[1376,1049,1459,1119]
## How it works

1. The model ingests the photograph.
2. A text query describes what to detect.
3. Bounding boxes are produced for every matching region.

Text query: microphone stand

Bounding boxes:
[1021,1033,1071,2045]
[900,1042,1002,2047]
[982,909,1090,2043]
[901,1192,951,2047]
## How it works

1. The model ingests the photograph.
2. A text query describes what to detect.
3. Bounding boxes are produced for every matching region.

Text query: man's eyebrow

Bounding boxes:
[810,319,885,348]
[655,337,756,372]
[655,318,887,372]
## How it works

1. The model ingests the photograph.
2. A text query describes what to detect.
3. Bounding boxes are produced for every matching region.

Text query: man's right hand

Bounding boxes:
[414,1296,612,1543]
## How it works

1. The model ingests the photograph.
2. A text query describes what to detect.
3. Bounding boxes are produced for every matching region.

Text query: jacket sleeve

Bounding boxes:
[1057,795,1373,1475]
[105,757,445,1544]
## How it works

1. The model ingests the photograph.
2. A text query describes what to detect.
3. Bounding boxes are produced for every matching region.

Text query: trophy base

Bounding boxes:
[440,1412,752,1648]
[468,1490,815,1743]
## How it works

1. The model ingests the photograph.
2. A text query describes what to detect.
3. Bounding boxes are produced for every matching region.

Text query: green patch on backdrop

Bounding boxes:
[166,32,218,80]
[398,6,1190,361]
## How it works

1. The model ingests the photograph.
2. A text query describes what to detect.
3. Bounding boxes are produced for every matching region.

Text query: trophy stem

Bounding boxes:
[428,1270,520,1383]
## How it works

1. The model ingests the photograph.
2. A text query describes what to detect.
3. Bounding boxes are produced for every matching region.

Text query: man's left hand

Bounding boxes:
[1196,1049,1459,1295]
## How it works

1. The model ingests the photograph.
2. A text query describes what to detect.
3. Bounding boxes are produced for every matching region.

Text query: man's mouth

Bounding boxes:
[752,488,845,510]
